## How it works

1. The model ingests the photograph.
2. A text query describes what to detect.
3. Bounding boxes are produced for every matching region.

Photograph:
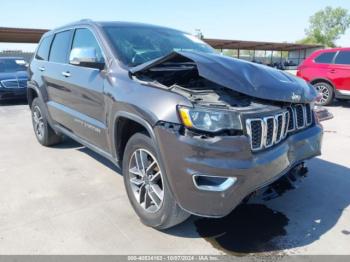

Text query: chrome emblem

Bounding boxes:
[291,93,301,102]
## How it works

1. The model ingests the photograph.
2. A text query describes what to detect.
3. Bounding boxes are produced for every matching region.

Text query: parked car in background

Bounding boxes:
[28,20,323,229]
[297,48,350,106]
[0,57,28,101]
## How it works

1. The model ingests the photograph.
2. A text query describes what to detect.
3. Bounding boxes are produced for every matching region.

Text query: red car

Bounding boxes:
[297,47,350,105]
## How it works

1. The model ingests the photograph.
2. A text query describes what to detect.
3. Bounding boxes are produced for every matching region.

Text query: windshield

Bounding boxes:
[103,26,214,67]
[0,59,27,73]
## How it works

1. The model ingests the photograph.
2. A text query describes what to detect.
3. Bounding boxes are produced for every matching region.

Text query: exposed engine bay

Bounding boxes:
[130,51,318,111]
[132,56,285,114]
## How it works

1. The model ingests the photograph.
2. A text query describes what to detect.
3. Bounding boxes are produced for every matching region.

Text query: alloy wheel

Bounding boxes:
[315,84,330,105]
[128,148,164,213]
[33,106,45,140]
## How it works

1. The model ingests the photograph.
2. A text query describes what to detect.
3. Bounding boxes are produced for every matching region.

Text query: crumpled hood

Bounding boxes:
[131,51,317,103]
[0,71,28,81]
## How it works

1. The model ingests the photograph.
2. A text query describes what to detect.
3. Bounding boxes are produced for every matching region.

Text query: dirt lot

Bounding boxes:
[0,100,349,255]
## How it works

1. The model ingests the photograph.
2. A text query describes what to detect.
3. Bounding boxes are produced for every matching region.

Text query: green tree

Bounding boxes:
[298,6,350,47]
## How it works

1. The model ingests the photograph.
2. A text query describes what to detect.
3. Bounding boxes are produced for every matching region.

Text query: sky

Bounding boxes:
[0,0,349,51]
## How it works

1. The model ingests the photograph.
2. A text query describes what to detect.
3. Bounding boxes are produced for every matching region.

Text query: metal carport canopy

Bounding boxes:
[203,38,323,51]
[0,27,323,52]
[0,27,48,43]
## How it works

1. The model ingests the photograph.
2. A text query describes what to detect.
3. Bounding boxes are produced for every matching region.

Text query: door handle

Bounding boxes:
[38,67,45,72]
[62,71,71,77]
[329,69,336,73]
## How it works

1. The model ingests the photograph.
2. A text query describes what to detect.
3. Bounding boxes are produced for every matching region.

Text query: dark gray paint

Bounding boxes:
[28,20,323,218]
[154,124,322,217]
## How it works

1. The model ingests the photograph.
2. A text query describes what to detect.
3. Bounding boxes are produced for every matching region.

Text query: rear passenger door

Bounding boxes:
[48,28,108,149]
[313,51,336,81]
[331,51,350,93]
[44,29,74,121]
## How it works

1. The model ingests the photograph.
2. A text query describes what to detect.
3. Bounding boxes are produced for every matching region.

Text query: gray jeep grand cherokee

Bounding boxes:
[28,20,323,229]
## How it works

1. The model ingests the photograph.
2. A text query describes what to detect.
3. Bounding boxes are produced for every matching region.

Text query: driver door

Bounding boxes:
[53,28,108,149]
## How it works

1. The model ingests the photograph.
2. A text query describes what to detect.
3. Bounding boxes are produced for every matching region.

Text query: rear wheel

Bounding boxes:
[122,133,190,229]
[31,98,63,146]
[313,82,334,106]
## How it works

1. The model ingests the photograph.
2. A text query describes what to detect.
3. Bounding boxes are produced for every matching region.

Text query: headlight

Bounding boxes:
[177,106,242,132]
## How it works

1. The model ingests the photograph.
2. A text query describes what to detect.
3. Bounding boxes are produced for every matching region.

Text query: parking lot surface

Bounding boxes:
[0,100,349,255]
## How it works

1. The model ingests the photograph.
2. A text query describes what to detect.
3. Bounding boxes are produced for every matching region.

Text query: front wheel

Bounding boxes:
[122,133,190,229]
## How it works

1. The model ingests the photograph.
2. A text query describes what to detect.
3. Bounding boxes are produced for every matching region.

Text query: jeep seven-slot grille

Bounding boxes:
[287,107,295,130]
[305,104,312,126]
[246,104,313,152]
[295,105,305,128]
[249,120,263,149]
[265,117,275,147]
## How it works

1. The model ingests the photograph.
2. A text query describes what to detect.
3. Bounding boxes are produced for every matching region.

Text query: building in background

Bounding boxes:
[0,50,33,62]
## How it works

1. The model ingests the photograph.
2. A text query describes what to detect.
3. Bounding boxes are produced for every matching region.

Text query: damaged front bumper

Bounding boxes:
[154,123,323,217]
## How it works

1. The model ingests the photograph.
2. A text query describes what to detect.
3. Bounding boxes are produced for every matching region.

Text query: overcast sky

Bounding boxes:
[0,0,349,51]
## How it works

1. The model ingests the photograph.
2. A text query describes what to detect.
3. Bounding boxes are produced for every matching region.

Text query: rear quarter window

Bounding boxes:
[334,51,350,65]
[35,35,53,61]
[314,52,336,64]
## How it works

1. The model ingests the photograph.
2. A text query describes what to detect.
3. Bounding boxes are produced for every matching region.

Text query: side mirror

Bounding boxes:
[69,47,105,70]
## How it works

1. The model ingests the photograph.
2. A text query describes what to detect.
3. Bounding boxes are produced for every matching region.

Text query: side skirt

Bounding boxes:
[54,124,121,169]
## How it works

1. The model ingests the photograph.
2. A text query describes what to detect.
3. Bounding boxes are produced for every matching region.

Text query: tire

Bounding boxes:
[313,82,334,106]
[122,133,190,229]
[31,98,63,146]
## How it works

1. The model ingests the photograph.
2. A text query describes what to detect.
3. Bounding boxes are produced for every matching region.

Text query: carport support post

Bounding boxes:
[270,50,273,65]
[280,50,283,64]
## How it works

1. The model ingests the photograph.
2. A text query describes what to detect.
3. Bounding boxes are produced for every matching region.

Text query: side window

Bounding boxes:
[49,30,72,63]
[71,28,104,63]
[36,35,53,61]
[314,52,336,64]
[334,51,350,65]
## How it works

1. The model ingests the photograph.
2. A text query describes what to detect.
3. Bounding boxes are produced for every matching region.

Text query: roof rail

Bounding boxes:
[79,18,93,22]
